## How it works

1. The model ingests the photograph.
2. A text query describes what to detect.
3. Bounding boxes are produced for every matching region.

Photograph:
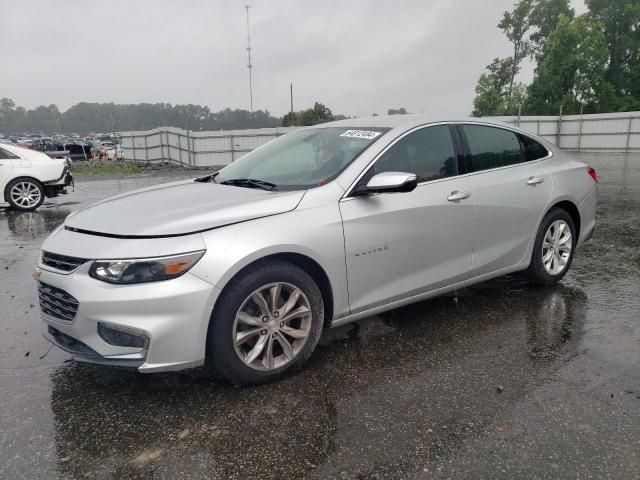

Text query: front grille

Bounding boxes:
[38,282,79,322]
[41,251,89,272]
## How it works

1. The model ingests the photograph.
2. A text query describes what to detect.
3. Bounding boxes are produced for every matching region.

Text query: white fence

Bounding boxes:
[120,111,640,167]
[120,126,297,167]
[489,111,640,153]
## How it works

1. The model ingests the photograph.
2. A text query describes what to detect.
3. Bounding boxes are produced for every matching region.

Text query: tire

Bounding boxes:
[5,177,45,211]
[527,208,577,285]
[206,260,324,385]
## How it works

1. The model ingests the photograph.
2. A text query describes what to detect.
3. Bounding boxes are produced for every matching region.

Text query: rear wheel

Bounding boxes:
[207,261,324,385]
[6,178,45,211]
[528,208,576,285]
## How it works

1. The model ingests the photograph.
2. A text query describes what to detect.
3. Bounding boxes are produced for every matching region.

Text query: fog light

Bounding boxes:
[98,323,149,349]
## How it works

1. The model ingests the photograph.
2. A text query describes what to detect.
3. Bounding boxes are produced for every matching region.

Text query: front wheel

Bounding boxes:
[6,178,45,211]
[206,261,324,385]
[528,208,577,285]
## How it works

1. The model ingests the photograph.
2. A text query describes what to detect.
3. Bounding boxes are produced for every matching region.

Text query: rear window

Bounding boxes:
[0,147,20,159]
[461,125,522,172]
[518,134,549,161]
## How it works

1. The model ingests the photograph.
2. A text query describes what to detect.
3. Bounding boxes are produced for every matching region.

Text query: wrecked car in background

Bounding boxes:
[1,142,73,211]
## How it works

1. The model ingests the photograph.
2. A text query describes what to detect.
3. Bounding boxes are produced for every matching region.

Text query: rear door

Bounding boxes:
[457,124,552,277]
[340,124,474,314]
[0,146,18,191]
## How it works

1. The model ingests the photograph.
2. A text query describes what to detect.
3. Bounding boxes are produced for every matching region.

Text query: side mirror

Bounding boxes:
[354,171,418,195]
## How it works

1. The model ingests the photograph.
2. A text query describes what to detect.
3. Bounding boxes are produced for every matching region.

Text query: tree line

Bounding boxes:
[473,0,640,116]
[0,98,347,135]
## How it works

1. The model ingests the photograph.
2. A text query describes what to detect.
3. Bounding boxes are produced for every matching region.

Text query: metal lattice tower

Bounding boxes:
[245,5,253,112]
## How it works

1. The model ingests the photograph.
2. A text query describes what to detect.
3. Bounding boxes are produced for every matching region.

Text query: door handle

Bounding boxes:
[447,190,471,201]
[526,176,544,185]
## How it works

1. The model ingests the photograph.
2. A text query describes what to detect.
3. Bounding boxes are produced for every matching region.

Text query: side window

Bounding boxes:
[518,134,549,161]
[371,125,457,182]
[0,147,20,159]
[461,125,522,172]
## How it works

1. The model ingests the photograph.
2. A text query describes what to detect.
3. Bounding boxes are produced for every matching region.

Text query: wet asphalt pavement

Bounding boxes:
[1,155,639,479]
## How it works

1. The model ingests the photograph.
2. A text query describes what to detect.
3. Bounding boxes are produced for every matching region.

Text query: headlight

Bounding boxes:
[89,251,205,284]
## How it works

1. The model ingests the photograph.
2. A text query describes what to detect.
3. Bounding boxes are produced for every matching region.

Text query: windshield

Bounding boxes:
[214,127,389,190]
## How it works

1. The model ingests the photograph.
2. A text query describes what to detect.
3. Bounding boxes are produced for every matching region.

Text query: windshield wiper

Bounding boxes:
[219,178,277,191]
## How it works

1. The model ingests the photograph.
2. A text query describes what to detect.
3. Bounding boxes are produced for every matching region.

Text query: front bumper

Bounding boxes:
[37,262,220,373]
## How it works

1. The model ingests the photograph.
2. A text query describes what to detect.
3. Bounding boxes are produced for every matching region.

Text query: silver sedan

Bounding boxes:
[36,116,598,384]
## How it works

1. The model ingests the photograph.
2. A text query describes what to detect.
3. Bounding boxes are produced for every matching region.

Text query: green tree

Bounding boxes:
[471,58,516,116]
[486,57,515,91]
[529,0,575,59]
[387,108,408,115]
[470,0,639,114]
[586,0,640,95]
[301,102,334,125]
[505,82,529,114]
[526,15,609,114]
[284,102,334,127]
[28,105,61,133]
[282,111,296,127]
[0,99,287,134]
[631,63,640,100]
[472,73,506,116]
[0,98,16,133]
[498,0,535,98]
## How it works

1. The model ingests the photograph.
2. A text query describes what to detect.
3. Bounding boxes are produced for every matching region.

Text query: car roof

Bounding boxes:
[313,114,517,130]
[305,114,552,147]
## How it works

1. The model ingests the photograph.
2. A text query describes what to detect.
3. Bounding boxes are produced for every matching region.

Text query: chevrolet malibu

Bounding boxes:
[36,116,597,384]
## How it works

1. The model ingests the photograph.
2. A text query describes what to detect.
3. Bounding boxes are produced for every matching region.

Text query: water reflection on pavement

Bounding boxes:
[1,158,639,479]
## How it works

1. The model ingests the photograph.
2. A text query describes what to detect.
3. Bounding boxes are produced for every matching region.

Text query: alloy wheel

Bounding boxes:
[232,282,312,371]
[10,181,42,209]
[542,220,572,275]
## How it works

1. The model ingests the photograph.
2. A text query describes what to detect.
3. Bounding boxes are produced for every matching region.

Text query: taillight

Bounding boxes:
[587,167,598,183]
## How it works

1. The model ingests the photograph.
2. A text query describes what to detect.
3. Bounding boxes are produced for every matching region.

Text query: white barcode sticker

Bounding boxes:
[340,130,382,139]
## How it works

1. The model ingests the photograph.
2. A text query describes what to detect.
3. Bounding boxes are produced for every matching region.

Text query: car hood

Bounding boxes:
[65,179,305,237]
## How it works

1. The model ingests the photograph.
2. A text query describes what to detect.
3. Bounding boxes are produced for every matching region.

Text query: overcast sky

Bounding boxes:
[2,0,586,117]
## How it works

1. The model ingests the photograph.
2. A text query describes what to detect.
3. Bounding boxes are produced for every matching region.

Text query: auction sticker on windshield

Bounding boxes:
[340,130,382,139]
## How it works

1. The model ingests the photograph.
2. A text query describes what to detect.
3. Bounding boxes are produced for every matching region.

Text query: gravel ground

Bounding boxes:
[0,153,638,479]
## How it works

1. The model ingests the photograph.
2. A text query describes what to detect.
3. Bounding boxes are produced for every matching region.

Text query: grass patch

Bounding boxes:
[72,162,144,177]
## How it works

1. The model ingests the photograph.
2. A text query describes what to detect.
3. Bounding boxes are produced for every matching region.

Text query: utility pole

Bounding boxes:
[245,5,253,112]
[290,83,294,126]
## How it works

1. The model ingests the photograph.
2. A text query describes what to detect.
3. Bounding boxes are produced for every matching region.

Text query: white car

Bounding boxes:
[0,142,73,211]
[106,144,124,160]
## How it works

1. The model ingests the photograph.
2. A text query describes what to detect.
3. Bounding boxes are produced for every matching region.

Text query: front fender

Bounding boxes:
[191,205,349,319]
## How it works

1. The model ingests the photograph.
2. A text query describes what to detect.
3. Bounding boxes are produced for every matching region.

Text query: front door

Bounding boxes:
[340,124,474,314]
